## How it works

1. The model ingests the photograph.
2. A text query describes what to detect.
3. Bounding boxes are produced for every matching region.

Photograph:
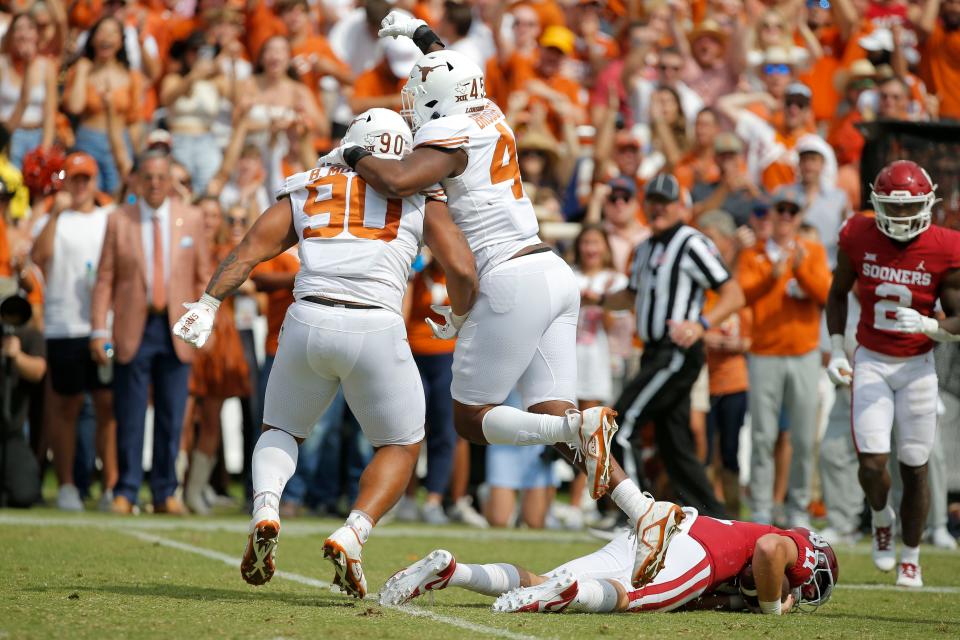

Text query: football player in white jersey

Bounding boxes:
[173,109,477,599]
[319,14,683,589]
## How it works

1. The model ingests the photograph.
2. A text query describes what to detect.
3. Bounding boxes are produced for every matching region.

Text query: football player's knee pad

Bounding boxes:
[897,441,932,468]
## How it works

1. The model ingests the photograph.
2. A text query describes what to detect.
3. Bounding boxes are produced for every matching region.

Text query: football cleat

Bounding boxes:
[379,549,457,606]
[872,521,897,572]
[575,407,618,500]
[632,501,685,587]
[895,562,923,588]
[323,526,367,599]
[241,520,280,586]
[492,569,578,613]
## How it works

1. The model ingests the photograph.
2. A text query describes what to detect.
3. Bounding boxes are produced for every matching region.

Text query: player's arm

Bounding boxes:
[598,287,636,311]
[350,147,467,199]
[752,534,799,615]
[174,200,298,348]
[423,199,478,317]
[825,247,856,385]
[378,11,446,54]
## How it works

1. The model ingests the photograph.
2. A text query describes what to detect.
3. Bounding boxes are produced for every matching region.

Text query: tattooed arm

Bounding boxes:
[206,199,299,300]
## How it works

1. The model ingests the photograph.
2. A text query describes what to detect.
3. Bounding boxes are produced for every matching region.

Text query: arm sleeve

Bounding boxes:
[684,234,731,290]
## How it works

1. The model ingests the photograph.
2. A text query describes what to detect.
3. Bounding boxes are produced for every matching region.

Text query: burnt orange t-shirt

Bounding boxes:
[407,266,456,356]
[736,238,832,356]
[704,291,751,396]
[921,22,960,120]
[251,250,298,357]
[353,61,405,108]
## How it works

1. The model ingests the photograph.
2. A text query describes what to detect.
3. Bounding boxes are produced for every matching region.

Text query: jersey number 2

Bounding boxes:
[489,123,523,200]
[302,172,402,241]
[874,283,912,330]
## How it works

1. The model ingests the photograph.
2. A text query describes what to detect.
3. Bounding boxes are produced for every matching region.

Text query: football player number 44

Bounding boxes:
[490,123,523,199]
[302,168,402,241]
[874,282,912,330]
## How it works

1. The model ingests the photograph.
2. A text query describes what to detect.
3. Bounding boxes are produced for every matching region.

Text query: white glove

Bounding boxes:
[378,10,427,40]
[425,304,467,339]
[317,142,359,167]
[173,294,221,349]
[893,306,939,335]
[826,334,852,386]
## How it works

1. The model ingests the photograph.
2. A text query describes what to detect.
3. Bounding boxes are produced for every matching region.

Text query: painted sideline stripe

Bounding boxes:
[122,529,544,640]
[841,583,960,595]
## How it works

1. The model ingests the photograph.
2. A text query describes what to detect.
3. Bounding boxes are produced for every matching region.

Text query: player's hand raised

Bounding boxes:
[318,142,360,168]
[378,11,426,40]
[893,306,939,335]
[426,304,467,340]
[173,294,221,349]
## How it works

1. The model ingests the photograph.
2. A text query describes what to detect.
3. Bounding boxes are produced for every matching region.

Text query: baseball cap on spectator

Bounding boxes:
[644,173,680,202]
[615,130,641,149]
[607,175,637,199]
[859,28,895,53]
[784,82,812,107]
[795,136,826,157]
[771,184,806,209]
[384,35,421,78]
[64,152,98,179]
[147,129,173,152]
[714,132,743,155]
[539,25,575,55]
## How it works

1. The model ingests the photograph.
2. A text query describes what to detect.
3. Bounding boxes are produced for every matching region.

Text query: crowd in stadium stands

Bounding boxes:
[1,0,960,542]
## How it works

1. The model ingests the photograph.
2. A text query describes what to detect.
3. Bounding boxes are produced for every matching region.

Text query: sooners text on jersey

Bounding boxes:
[839,214,960,357]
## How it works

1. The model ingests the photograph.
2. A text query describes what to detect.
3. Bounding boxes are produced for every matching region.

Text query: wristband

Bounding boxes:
[344,146,373,169]
[412,25,445,54]
[90,329,111,340]
[200,293,222,312]
[698,314,711,330]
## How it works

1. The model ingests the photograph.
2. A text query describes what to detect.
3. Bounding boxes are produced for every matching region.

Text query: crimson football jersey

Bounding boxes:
[687,516,816,589]
[838,214,960,357]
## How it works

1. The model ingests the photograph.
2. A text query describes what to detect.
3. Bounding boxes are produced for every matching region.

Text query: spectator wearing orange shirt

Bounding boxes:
[916,0,960,118]
[280,0,353,105]
[718,82,826,193]
[568,0,619,85]
[63,16,145,194]
[691,132,761,226]
[699,209,751,518]
[675,107,720,193]
[347,35,420,114]
[736,185,831,528]
[404,260,458,525]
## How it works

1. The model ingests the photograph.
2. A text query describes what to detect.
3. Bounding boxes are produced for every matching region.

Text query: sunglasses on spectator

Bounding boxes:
[785,98,810,109]
[775,204,801,216]
[752,207,769,218]
[764,63,791,76]
[608,192,633,203]
[225,215,246,226]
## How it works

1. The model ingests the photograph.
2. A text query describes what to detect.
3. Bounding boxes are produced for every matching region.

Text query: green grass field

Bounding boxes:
[3,509,960,639]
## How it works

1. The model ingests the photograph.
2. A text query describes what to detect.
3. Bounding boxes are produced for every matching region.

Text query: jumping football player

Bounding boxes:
[174,109,477,598]
[380,509,838,616]
[826,159,960,587]
[319,11,684,588]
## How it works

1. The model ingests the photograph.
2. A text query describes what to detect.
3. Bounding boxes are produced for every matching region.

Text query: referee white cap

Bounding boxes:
[644,173,680,202]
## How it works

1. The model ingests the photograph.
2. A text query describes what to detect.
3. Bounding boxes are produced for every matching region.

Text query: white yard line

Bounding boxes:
[122,529,544,640]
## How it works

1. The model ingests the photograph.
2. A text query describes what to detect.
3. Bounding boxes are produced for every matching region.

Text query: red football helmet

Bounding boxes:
[870,160,937,241]
[791,528,839,612]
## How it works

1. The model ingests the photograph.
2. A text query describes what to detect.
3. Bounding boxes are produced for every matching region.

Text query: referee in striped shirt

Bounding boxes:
[595,174,744,517]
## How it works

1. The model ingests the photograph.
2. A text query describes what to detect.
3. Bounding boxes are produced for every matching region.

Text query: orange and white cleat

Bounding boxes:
[632,501,684,587]
[492,569,578,613]
[575,407,618,499]
[241,519,280,586]
[379,549,457,606]
[323,526,367,599]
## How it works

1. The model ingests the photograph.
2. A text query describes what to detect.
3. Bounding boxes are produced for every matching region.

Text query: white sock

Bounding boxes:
[345,510,374,545]
[448,563,521,596]
[570,578,620,613]
[610,479,652,524]
[251,429,298,525]
[901,545,920,565]
[872,505,895,528]
[481,405,575,445]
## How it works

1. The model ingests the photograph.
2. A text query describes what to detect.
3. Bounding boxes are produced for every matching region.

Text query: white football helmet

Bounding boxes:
[400,49,486,132]
[342,108,413,159]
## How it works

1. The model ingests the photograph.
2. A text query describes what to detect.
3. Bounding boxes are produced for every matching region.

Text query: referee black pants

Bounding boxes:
[613,341,726,518]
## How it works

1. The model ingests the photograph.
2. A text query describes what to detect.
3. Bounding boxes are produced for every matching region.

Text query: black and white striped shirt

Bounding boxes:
[628,224,730,344]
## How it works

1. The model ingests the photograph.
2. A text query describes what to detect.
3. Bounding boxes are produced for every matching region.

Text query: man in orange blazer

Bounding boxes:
[90,151,211,514]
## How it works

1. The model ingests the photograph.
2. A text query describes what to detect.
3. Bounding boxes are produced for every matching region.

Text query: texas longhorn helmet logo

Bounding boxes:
[416,63,447,82]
